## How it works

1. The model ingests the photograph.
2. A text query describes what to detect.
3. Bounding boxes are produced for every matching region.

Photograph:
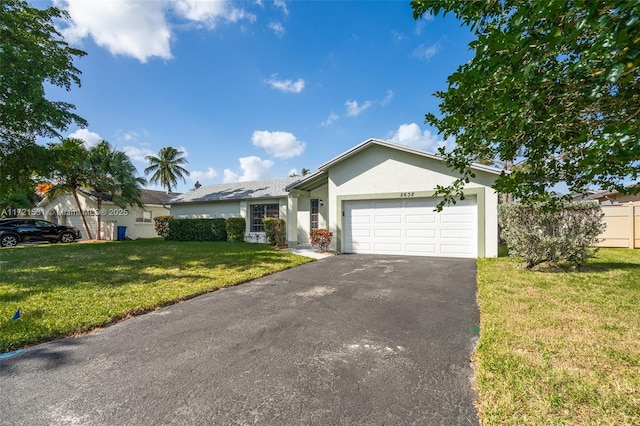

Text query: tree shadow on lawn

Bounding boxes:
[1,241,303,297]
[0,241,310,352]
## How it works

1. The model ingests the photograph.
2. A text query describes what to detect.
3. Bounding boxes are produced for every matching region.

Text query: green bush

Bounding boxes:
[499,201,605,269]
[263,218,286,247]
[153,215,172,238]
[166,218,227,242]
[225,217,246,242]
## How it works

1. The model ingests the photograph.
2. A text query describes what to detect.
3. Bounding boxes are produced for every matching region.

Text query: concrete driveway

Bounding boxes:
[0,255,479,425]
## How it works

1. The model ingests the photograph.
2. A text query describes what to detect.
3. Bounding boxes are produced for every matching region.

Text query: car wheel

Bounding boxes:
[59,232,75,243]
[1,234,19,247]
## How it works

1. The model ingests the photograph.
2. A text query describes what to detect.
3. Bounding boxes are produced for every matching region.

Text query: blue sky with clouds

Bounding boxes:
[43,0,474,192]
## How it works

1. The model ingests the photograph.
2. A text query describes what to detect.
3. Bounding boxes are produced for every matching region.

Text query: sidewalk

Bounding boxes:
[285,244,334,259]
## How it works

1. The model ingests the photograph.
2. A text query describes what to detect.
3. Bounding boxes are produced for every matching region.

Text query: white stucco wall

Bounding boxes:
[325,144,499,257]
[292,184,329,244]
[170,197,289,242]
[41,194,170,240]
[170,200,242,219]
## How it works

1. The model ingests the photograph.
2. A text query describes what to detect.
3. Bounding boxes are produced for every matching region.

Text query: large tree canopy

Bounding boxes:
[411,0,639,205]
[0,0,86,196]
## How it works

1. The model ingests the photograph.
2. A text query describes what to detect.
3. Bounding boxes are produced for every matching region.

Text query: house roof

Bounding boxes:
[168,177,301,204]
[37,188,177,208]
[286,137,504,191]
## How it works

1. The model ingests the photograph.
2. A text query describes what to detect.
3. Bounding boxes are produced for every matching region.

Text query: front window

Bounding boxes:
[310,199,319,231]
[136,210,152,223]
[250,203,279,232]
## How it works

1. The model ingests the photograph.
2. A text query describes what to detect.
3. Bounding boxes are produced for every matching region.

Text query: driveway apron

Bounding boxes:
[1,254,480,425]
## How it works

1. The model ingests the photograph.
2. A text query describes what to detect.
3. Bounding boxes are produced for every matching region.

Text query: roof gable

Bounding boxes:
[170,177,301,204]
[287,138,503,191]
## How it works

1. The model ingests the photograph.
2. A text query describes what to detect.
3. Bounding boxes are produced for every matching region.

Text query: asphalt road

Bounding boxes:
[1,254,480,425]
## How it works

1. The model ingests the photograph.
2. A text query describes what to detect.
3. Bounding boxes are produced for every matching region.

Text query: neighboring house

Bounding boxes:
[37,189,172,240]
[574,189,640,205]
[170,138,502,258]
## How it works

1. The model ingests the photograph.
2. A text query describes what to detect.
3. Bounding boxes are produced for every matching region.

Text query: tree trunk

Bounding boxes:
[96,194,103,240]
[72,189,93,240]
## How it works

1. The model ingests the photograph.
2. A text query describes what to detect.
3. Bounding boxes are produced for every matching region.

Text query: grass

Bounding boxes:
[475,248,640,425]
[0,239,312,353]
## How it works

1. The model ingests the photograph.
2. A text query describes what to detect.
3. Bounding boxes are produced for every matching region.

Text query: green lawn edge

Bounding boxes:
[0,240,313,353]
[475,248,640,424]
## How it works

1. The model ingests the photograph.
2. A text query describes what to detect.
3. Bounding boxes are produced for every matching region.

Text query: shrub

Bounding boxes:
[263,218,286,247]
[310,229,333,252]
[499,201,605,269]
[226,217,246,242]
[166,218,227,242]
[153,215,172,238]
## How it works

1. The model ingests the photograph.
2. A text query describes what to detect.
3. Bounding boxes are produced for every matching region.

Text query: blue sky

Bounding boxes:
[42,0,474,193]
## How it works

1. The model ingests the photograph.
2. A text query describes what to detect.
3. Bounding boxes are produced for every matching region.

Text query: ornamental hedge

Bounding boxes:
[165,218,227,241]
[499,201,605,269]
[263,218,286,247]
[225,217,246,242]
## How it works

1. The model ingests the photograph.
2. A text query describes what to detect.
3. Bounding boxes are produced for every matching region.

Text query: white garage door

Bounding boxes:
[343,197,477,258]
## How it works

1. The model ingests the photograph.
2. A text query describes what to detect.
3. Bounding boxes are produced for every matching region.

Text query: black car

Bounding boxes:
[0,218,82,247]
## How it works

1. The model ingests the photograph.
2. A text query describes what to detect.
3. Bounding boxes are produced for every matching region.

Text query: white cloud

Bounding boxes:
[413,42,440,61]
[345,99,372,117]
[389,123,455,153]
[67,128,102,147]
[55,0,255,63]
[380,90,394,106]
[265,74,304,93]
[115,130,140,142]
[223,169,239,183]
[55,0,172,63]
[321,113,338,127]
[252,130,305,159]
[274,0,288,15]
[391,30,406,42]
[189,167,217,182]
[268,21,285,36]
[414,13,433,36]
[123,145,155,162]
[223,156,273,182]
[174,0,255,26]
[288,168,298,176]
[177,145,189,158]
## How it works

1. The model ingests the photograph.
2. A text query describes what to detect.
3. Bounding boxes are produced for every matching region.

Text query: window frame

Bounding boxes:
[310,199,319,231]
[250,203,280,233]
[135,210,152,223]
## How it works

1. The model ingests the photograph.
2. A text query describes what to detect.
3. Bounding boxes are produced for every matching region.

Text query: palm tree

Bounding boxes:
[85,141,146,239]
[144,147,190,193]
[48,138,94,239]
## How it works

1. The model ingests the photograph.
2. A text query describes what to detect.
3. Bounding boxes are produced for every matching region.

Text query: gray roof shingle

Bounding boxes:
[169,177,301,204]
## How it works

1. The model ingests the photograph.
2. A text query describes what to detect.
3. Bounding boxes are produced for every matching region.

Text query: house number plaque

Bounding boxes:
[400,192,415,198]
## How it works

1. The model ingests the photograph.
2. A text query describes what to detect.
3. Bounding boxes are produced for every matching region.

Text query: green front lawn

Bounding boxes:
[476,248,640,424]
[0,240,312,353]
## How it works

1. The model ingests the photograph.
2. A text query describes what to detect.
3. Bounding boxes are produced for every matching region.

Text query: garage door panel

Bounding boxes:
[344,197,477,258]
[406,229,436,238]
[406,243,437,254]
[373,242,403,252]
[440,213,474,224]
[374,215,402,224]
[374,229,402,238]
[406,214,435,224]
